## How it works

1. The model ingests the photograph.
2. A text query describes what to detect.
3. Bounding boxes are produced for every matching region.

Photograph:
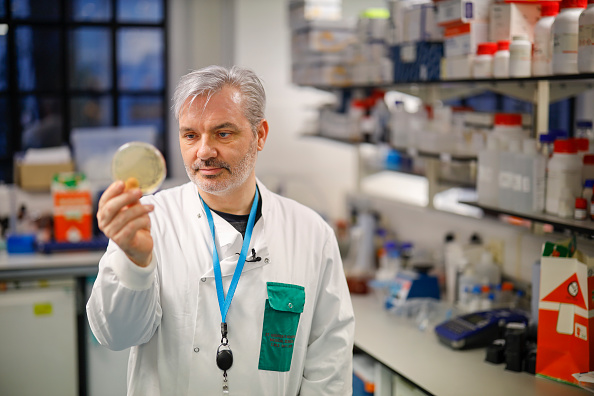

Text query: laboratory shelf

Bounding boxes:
[303,134,477,162]
[460,201,594,236]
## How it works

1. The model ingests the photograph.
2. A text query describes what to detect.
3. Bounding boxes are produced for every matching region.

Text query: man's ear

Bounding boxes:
[257,119,269,151]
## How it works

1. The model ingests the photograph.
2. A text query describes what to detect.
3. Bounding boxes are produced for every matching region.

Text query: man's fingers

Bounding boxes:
[97,189,144,229]
[100,204,153,240]
[98,180,125,208]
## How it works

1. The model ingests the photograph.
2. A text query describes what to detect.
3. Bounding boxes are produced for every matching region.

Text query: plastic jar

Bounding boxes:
[473,42,498,78]
[552,0,587,75]
[493,40,510,78]
[492,113,526,150]
[533,2,560,76]
[578,0,594,72]
[509,35,532,77]
[538,133,556,158]
[545,139,583,215]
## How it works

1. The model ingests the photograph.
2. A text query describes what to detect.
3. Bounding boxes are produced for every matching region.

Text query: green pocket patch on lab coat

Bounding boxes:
[258,282,305,372]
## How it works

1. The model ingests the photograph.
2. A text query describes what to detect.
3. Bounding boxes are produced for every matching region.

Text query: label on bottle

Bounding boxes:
[579,24,593,48]
[499,171,512,189]
[553,32,579,54]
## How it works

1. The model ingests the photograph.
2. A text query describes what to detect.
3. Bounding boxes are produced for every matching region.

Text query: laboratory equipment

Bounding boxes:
[434,308,528,350]
[384,265,440,309]
[111,141,166,195]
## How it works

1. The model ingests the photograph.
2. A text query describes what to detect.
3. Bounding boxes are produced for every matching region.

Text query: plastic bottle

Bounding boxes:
[509,35,532,77]
[492,113,526,150]
[493,40,511,78]
[575,197,588,219]
[516,138,546,213]
[477,134,501,207]
[576,120,594,152]
[533,2,560,76]
[390,100,409,147]
[499,139,521,211]
[473,42,498,78]
[475,251,502,287]
[545,139,583,215]
[552,0,587,75]
[538,133,556,158]
[575,137,590,161]
[458,267,479,312]
[584,155,594,182]
[578,0,594,72]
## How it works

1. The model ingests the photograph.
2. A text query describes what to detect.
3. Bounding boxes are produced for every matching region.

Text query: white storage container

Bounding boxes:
[473,42,497,78]
[578,0,594,72]
[509,35,532,77]
[493,40,510,78]
[552,0,587,75]
[545,139,583,215]
[533,2,560,76]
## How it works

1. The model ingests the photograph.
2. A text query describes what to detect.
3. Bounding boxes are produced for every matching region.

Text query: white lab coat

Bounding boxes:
[87,180,355,395]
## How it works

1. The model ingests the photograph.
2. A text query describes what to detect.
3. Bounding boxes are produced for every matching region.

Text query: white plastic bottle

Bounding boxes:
[475,251,502,287]
[390,100,409,147]
[493,40,510,78]
[477,134,501,207]
[552,0,587,75]
[533,2,560,76]
[492,113,526,150]
[578,0,594,72]
[545,139,583,215]
[576,120,594,152]
[509,35,532,77]
[473,42,498,78]
[516,138,547,213]
[499,139,521,211]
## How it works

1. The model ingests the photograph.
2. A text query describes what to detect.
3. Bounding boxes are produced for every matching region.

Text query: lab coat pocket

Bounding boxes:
[258,282,305,372]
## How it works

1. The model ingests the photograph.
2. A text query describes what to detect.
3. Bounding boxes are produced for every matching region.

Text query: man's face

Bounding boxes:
[178,86,266,196]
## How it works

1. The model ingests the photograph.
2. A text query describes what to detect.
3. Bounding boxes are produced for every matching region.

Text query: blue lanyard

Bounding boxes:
[199,189,259,324]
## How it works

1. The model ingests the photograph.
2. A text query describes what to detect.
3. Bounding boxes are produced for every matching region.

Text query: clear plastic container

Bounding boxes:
[552,0,587,75]
[473,42,498,78]
[545,139,583,215]
[509,35,532,77]
[477,134,501,207]
[578,0,594,72]
[516,138,546,213]
[493,40,510,79]
[533,2,560,76]
[492,113,526,150]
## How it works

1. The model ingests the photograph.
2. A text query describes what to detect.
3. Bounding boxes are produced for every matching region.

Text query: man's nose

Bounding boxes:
[196,136,217,160]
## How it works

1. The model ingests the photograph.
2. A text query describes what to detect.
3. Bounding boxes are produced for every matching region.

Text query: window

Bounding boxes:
[0,0,167,182]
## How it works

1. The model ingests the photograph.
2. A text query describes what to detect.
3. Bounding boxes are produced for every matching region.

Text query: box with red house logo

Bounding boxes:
[537,244,594,385]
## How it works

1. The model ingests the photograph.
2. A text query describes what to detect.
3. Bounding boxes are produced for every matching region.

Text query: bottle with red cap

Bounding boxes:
[583,154,594,182]
[545,139,583,215]
[533,1,560,76]
[578,0,594,72]
[494,40,510,78]
[552,0,588,75]
[492,113,527,150]
[473,42,498,78]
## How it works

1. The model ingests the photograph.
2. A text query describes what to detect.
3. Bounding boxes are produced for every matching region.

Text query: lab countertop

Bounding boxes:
[0,250,103,280]
[351,294,588,396]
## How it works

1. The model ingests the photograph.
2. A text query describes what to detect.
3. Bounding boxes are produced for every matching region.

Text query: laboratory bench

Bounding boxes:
[352,294,588,396]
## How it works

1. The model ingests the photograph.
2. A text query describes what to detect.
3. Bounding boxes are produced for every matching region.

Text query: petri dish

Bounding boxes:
[111,141,166,194]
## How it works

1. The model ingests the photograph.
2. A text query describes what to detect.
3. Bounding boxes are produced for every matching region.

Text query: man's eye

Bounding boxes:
[218,132,230,138]
[184,133,196,139]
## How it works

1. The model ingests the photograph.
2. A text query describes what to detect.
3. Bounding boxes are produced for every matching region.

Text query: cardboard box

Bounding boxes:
[437,0,493,27]
[444,21,489,57]
[15,160,74,192]
[289,0,342,30]
[537,252,594,385]
[490,3,541,42]
[52,173,93,243]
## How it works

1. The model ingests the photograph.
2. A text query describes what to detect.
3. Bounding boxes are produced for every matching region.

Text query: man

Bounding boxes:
[87,65,355,395]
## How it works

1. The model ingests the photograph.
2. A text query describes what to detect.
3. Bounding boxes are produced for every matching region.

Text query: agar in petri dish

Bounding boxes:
[111,141,166,194]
